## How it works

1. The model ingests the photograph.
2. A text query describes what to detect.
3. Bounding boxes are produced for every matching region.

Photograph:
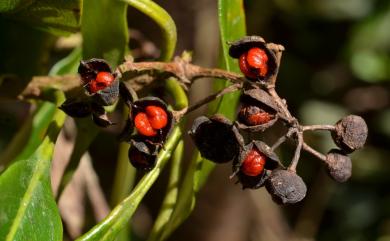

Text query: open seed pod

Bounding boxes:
[228,36,278,83]
[132,97,173,144]
[233,140,281,189]
[265,169,307,205]
[59,98,92,118]
[91,103,115,127]
[189,114,242,164]
[128,137,159,171]
[236,88,280,132]
[332,115,368,153]
[325,149,352,183]
[78,58,120,106]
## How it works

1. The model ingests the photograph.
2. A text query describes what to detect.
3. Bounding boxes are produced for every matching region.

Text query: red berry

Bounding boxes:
[239,53,258,79]
[145,106,168,129]
[89,72,114,93]
[238,48,269,79]
[246,47,268,69]
[241,148,266,176]
[239,105,273,126]
[134,112,157,137]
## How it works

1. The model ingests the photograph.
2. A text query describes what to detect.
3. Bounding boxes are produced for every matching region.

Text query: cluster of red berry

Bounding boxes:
[60,59,173,171]
[189,36,368,205]
[59,35,368,205]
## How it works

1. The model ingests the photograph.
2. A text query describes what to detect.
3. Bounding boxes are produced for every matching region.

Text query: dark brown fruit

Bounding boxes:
[189,115,241,164]
[91,104,114,127]
[325,149,352,183]
[265,169,307,205]
[128,138,159,171]
[332,115,368,153]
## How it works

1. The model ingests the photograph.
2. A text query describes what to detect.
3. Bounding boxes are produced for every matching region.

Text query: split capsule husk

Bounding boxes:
[236,88,280,132]
[325,149,352,183]
[189,114,243,164]
[91,104,115,127]
[265,169,307,205]
[228,36,278,83]
[78,58,120,106]
[128,137,159,171]
[132,97,173,144]
[332,115,368,153]
[233,141,281,189]
[59,98,92,118]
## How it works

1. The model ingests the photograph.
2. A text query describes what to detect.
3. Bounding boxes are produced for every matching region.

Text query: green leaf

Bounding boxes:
[81,0,128,66]
[1,0,81,36]
[122,0,177,61]
[49,47,82,76]
[0,102,57,168]
[159,1,246,240]
[0,98,66,241]
[76,127,182,241]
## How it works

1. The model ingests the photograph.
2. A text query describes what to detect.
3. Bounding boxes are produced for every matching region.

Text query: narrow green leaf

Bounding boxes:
[121,0,177,61]
[159,1,246,240]
[81,0,128,66]
[0,97,66,241]
[1,0,81,36]
[76,127,182,241]
[49,47,82,76]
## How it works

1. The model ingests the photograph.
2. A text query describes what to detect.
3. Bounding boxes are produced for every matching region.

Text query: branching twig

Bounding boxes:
[302,142,327,162]
[288,131,303,172]
[302,125,336,132]
[271,128,295,151]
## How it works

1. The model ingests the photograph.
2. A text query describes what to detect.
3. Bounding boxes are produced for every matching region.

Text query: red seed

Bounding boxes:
[134,112,157,137]
[241,149,266,176]
[239,53,258,79]
[90,72,114,93]
[246,47,268,69]
[239,105,273,126]
[145,106,168,129]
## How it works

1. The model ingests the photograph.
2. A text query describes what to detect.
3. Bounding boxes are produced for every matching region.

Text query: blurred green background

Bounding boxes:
[0,0,389,241]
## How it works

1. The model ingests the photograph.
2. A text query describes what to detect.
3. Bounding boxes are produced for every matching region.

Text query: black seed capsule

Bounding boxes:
[332,115,368,153]
[233,141,281,189]
[265,169,307,205]
[128,138,158,171]
[92,79,120,106]
[189,114,241,164]
[325,149,352,183]
[78,58,112,85]
[228,36,278,83]
[91,104,114,127]
[59,99,92,118]
[236,88,280,132]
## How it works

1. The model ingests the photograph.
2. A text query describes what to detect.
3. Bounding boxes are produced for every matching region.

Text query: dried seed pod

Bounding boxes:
[189,114,241,164]
[128,138,159,171]
[233,141,281,189]
[229,36,278,83]
[59,99,92,118]
[332,115,368,153]
[78,58,120,106]
[91,104,115,127]
[132,97,173,143]
[236,88,279,132]
[265,169,307,205]
[78,58,112,85]
[325,149,352,183]
[92,79,120,106]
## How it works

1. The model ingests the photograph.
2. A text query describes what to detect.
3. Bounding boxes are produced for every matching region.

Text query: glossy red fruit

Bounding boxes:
[241,148,267,176]
[246,47,268,68]
[239,47,269,79]
[239,105,273,126]
[145,106,168,129]
[134,112,157,137]
[239,53,258,79]
[89,72,114,93]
